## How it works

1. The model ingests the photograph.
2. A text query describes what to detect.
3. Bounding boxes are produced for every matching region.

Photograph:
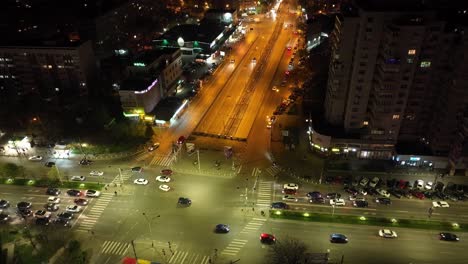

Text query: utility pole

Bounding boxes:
[131,240,138,262]
[197,149,201,172]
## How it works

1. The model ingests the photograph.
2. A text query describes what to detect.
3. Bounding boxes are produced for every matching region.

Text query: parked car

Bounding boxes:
[433,201,450,208]
[66,189,82,197]
[0,200,10,209]
[271,202,289,209]
[283,183,299,190]
[89,171,104,176]
[310,197,325,204]
[71,176,86,181]
[388,189,402,199]
[425,181,434,190]
[282,195,298,202]
[28,155,43,161]
[330,199,345,206]
[412,190,425,199]
[376,189,390,198]
[85,190,101,197]
[46,188,60,196]
[415,180,425,190]
[353,200,369,208]
[375,197,391,205]
[74,198,88,206]
[44,203,59,211]
[282,188,297,195]
[326,193,341,199]
[369,177,380,188]
[344,186,358,196]
[307,192,322,199]
[359,177,369,187]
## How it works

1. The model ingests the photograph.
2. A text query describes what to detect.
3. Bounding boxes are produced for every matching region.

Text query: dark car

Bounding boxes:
[0,213,9,222]
[353,200,369,208]
[386,179,398,189]
[326,193,341,199]
[52,217,71,227]
[44,161,55,167]
[18,208,33,217]
[260,233,276,244]
[330,234,348,243]
[434,191,448,200]
[177,136,186,144]
[17,201,32,210]
[178,197,192,205]
[215,224,230,233]
[74,198,88,206]
[310,197,325,204]
[424,191,435,199]
[131,167,143,173]
[307,192,322,199]
[388,189,402,199]
[57,212,73,220]
[324,176,335,184]
[35,217,49,226]
[440,232,459,241]
[375,197,391,205]
[67,189,81,197]
[271,202,288,209]
[412,191,425,200]
[44,203,59,212]
[79,159,92,165]
[344,186,358,196]
[0,199,9,208]
[46,188,61,196]
[282,188,297,195]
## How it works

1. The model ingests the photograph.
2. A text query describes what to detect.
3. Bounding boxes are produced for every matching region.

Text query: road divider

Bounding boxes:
[1,177,103,190]
[269,209,468,232]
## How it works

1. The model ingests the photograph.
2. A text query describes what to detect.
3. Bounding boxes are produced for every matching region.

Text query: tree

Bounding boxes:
[45,167,60,184]
[62,240,88,264]
[0,163,20,179]
[266,237,310,264]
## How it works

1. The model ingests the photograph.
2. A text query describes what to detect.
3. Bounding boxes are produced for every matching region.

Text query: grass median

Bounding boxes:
[270,210,467,232]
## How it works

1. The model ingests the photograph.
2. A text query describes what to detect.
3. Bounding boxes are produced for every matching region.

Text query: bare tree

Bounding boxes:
[266,236,310,264]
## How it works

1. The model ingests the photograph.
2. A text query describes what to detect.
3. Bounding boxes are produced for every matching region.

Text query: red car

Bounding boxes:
[160,169,173,176]
[398,180,407,189]
[177,136,186,144]
[260,233,276,244]
[282,188,297,195]
[412,191,425,199]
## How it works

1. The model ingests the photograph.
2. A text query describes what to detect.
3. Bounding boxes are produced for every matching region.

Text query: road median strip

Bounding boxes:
[269,209,468,232]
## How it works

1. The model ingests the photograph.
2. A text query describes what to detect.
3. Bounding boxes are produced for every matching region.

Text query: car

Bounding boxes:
[282,195,298,202]
[177,136,186,144]
[359,177,369,187]
[310,197,325,204]
[398,180,408,189]
[160,169,173,175]
[52,217,71,227]
[35,217,49,226]
[148,142,160,152]
[326,193,341,199]
[415,180,425,190]
[230,58,235,63]
[344,186,358,196]
[376,189,390,198]
[57,212,73,220]
[0,213,9,222]
[85,190,101,197]
[286,46,292,51]
[387,179,398,189]
[178,197,191,205]
[89,171,104,176]
[271,202,289,209]
[74,198,88,206]
[272,86,279,92]
[28,155,43,161]
[307,192,322,199]
[44,203,59,211]
[215,224,230,233]
[375,197,391,205]
[282,188,297,195]
[424,191,435,199]
[435,191,448,200]
[44,161,55,167]
[18,208,33,217]
[440,232,459,241]
[48,196,60,204]
[330,199,345,206]
[34,210,51,218]
[0,199,9,208]
[252,57,257,63]
[330,234,348,243]
[353,200,369,207]
[412,191,425,199]
[67,189,82,196]
[260,233,276,244]
[79,159,92,165]
[388,189,402,199]
[46,188,60,196]
[348,195,365,201]
[17,201,32,210]
[71,176,86,181]
[159,184,171,192]
[134,178,149,185]
[131,167,143,173]
[432,201,450,208]
[357,188,368,196]
[66,205,82,213]
[379,229,398,238]
[425,181,434,190]
[283,183,299,190]
[156,175,171,183]
[369,177,380,188]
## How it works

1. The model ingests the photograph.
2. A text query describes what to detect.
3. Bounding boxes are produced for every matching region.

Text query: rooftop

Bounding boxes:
[133,47,180,66]
[355,0,434,12]
[120,78,156,92]
[160,21,226,44]
[151,97,184,121]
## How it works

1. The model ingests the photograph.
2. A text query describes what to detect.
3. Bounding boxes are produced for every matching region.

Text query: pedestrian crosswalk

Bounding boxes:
[239,218,267,234]
[109,170,133,186]
[168,251,212,264]
[76,193,113,232]
[265,166,281,178]
[100,240,130,255]
[220,238,248,256]
[148,153,175,167]
[256,181,273,207]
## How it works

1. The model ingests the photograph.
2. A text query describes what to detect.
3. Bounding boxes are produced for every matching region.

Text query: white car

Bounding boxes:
[425,181,433,190]
[71,176,86,181]
[415,179,424,190]
[283,183,299,190]
[85,190,101,197]
[47,197,60,204]
[379,229,398,238]
[156,176,171,183]
[282,195,298,202]
[134,178,148,185]
[148,143,160,152]
[89,171,104,176]
[34,210,51,218]
[349,196,365,201]
[369,177,380,188]
[433,201,450,208]
[28,155,43,161]
[66,205,82,213]
[359,177,369,187]
[330,199,346,206]
[376,189,390,198]
[159,184,171,192]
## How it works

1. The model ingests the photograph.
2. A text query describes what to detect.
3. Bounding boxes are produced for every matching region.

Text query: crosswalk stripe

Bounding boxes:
[221,252,237,256]
[252,218,267,221]
[233,239,248,242]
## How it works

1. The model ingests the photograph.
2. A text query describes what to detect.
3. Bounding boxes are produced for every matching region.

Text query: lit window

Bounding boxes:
[420,61,431,68]
[363,121,369,125]
[392,114,400,120]
[408,49,416,55]
[407,58,413,64]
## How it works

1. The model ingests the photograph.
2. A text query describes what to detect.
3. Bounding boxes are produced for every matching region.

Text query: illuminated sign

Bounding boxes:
[133,62,146,67]
[134,79,158,94]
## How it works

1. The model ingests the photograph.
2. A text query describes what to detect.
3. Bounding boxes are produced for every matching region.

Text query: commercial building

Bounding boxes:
[311,0,468,172]
[0,40,96,107]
